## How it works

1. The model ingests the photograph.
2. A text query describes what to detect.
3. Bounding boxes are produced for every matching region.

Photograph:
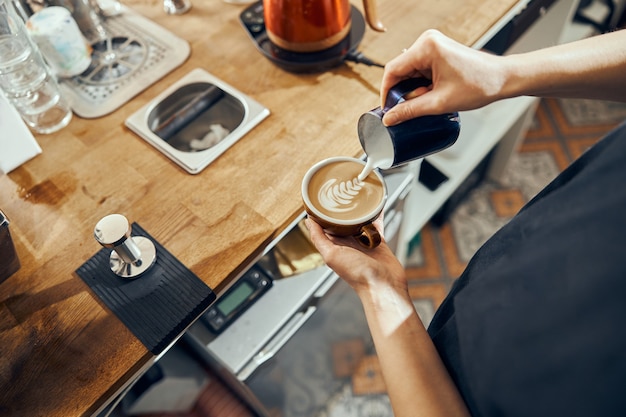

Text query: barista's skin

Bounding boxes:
[306,28,626,417]
[381,29,626,126]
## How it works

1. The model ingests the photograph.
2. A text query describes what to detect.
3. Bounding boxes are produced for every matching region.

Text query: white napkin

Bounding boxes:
[0,94,42,174]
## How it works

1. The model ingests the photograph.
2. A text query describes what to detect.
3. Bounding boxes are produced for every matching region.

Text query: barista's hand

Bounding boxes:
[304,216,408,294]
[381,29,505,126]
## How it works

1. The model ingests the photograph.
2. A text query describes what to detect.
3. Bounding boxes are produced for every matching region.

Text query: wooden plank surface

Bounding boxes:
[0,0,523,415]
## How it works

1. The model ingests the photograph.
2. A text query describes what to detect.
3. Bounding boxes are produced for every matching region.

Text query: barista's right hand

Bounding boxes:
[380,29,506,126]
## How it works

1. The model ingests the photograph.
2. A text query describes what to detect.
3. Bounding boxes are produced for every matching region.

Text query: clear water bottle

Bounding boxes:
[0,0,72,134]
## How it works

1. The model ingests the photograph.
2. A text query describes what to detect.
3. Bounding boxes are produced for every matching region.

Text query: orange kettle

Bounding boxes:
[263,0,385,53]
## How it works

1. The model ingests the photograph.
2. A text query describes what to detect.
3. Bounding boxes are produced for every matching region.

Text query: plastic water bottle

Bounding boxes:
[0,0,72,134]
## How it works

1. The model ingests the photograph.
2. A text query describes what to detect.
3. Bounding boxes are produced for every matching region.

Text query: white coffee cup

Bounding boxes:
[26,7,92,78]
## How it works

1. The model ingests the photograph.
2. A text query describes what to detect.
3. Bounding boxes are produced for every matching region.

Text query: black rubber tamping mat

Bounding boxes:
[76,223,216,355]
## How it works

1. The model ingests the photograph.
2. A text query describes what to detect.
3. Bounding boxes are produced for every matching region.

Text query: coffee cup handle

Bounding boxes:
[384,78,432,111]
[356,223,382,249]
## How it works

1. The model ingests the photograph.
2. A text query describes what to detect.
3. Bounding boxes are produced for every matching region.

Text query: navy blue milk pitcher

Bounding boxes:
[357,78,460,171]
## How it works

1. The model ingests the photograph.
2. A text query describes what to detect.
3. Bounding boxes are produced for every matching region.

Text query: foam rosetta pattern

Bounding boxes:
[319,178,364,213]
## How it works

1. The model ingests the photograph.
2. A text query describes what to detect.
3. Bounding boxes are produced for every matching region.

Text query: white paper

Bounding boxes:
[0,93,42,174]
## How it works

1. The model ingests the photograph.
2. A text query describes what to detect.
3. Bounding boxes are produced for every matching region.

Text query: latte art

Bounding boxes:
[318,177,364,213]
[305,158,385,222]
[302,157,387,249]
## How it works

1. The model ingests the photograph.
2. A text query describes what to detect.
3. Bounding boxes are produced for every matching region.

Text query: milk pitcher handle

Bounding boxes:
[383,77,432,111]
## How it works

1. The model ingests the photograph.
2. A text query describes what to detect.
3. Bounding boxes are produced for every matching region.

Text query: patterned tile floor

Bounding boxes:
[138,96,626,417]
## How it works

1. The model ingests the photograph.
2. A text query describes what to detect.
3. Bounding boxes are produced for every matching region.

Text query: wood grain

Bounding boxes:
[0,0,522,415]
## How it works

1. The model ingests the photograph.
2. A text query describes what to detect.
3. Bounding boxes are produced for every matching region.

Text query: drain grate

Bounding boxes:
[60,6,189,118]
[84,36,147,85]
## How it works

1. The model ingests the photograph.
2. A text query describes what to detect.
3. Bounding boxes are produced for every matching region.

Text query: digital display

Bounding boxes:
[217,282,254,317]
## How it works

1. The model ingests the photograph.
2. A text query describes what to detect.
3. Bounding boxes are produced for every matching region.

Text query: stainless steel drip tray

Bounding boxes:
[125,68,270,174]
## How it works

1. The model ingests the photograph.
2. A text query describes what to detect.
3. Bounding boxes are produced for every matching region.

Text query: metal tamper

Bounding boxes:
[94,214,157,278]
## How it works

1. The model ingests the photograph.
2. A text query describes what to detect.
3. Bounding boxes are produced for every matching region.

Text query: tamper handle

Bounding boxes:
[94,214,156,278]
[94,213,131,247]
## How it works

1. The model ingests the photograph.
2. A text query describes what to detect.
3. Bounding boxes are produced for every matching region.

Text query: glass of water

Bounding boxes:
[0,0,72,134]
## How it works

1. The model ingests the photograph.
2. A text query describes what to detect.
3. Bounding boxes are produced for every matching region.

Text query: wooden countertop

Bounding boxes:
[0,0,523,415]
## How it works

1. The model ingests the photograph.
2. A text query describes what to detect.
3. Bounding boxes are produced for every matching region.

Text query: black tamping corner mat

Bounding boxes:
[76,223,216,355]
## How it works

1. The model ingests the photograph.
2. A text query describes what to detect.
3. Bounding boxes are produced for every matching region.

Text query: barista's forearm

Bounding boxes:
[356,283,470,417]
[500,29,626,102]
